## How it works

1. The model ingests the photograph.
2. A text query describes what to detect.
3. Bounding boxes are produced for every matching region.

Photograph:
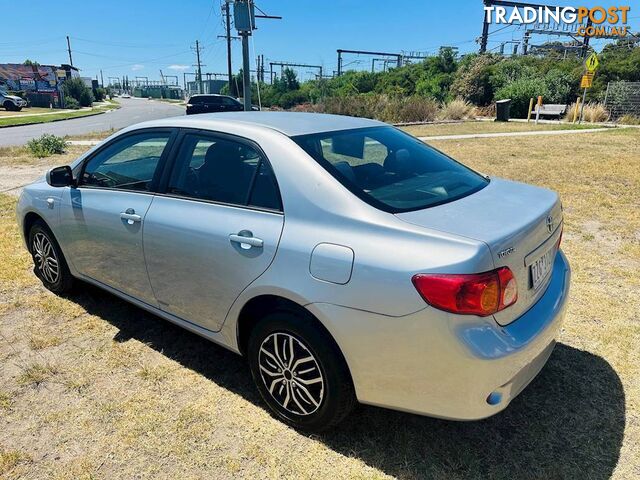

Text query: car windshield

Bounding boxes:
[292,126,489,213]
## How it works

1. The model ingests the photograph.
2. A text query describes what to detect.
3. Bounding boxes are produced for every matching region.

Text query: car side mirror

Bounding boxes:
[46,165,74,187]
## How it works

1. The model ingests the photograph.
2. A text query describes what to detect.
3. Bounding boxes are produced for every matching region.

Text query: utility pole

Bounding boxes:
[66,36,73,66]
[192,40,204,94]
[241,31,251,110]
[233,0,281,110]
[224,1,233,94]
[100,69,104,88]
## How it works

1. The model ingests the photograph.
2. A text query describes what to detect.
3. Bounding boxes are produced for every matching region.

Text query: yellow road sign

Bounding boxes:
[585,53,599,73]
[581,73,594,89]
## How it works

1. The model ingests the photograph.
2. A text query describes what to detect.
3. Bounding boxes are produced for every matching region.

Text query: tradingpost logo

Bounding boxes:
[483,4,631,37]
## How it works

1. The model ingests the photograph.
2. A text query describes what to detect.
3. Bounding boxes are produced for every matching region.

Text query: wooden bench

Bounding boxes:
[531,104,567,119]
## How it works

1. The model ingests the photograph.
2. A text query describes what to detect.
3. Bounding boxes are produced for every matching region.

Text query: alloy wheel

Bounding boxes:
[32,232,59,284]
[258,332,325,416]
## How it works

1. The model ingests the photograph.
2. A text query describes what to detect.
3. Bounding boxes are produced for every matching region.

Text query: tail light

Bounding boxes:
[556,225,563,249]
[412,267,518,317]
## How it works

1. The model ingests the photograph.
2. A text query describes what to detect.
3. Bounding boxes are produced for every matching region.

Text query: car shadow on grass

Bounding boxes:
[71,283,625,480]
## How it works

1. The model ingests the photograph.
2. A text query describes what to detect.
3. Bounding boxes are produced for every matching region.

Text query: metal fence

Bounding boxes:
[604,81,640,119]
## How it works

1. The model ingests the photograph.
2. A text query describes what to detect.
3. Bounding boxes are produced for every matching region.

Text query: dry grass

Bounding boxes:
[16,362,59,387]
[401,120,603,137]
[564,102,611,123]
[437,98,476,120]
[0,129,639,479]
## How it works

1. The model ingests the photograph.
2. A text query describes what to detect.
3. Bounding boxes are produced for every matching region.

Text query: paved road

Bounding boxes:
[0,98,184,147]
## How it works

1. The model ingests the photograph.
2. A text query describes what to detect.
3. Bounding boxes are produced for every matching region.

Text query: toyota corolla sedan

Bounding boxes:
[17,112,570,431]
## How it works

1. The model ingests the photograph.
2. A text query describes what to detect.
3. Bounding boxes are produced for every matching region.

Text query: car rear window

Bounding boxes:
[292,126,489,213]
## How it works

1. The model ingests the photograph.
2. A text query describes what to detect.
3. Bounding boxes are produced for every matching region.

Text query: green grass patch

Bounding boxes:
[0,105,117,128]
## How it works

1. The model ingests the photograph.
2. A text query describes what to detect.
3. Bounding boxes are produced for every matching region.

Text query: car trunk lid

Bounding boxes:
[396,177,563,326]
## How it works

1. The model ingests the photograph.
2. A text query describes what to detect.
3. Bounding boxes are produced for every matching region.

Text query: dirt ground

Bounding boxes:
[1,126,639,479]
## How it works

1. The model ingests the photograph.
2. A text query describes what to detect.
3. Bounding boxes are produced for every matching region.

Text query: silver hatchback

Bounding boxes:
[17,112,570,431]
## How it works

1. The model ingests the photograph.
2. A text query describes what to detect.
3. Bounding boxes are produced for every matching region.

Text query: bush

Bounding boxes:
[79,89,94,107]
[315,94,438,123]
[278,90,309,109]
[583,103,609,122]
[384,96,439,123]
[495,77,549,118]
[64,96,80,109]
[618,114,640,125]
[563,102,610,123]
[94,87,106,102]
[26,134,67,158]
[62,77,93,107]
[438,98,475,120]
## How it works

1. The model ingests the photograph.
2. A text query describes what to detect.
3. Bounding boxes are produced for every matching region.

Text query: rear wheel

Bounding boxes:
[28,220,73,293]
[248,311,356,432]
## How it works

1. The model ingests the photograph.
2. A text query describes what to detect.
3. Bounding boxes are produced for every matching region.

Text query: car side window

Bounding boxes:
[80,132,171,191]
[222,97,238,106]
[167,133,281,210]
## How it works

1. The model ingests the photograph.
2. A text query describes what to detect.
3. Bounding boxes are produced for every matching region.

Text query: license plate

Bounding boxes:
[530,247,555,290]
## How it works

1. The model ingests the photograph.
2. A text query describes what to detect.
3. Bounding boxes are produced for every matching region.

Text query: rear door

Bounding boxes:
[143,130,284,331]
[59,129,175,305]
[205,96,224,113]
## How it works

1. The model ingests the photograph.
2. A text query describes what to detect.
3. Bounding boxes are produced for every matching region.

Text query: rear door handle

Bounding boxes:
[120,208,141,224]
[229,231,263,249]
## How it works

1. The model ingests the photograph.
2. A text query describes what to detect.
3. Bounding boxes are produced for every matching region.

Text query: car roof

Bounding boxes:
[135,111,387,137]
[189,94,231,98]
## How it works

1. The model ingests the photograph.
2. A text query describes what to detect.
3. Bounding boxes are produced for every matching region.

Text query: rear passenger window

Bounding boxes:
[168,133,281,210]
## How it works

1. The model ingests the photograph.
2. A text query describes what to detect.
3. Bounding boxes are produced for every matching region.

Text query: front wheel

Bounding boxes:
[28,220,73,293]
[248,311,356,432]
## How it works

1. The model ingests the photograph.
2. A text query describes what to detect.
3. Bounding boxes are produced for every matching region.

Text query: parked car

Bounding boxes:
[1,90,27,111]
[17,112,570,432]
[121,93,131,99]
[186,94,244,115]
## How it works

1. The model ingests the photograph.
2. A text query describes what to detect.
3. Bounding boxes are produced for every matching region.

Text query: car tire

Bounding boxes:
[248,311,356,432]
[28,220,73,294]
[3,102,14,112]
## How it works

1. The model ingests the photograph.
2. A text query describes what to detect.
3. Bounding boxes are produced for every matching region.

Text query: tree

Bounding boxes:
[62,77,94,107]
[23,59,40,67]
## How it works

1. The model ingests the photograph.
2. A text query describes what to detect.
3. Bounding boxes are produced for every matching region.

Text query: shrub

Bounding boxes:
[62,77,93,107]
[618,114,640,125]
[26,134,67,158]
[315,94,437,123]
[384,96,439,123]
[450,54,502,106]
[495,77,549,118]
[94,87,106,102]
[79,89,94,107]
[438,98,475,120]
[583,103,609,122]
[563,102,610,123]
[63,96,80,109]
[278,90,309,109]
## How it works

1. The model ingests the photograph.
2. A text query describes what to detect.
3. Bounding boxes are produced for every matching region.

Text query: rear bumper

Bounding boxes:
[307,250,571,420]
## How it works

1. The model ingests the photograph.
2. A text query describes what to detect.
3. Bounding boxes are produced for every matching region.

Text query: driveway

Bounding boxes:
[0,97,184,147]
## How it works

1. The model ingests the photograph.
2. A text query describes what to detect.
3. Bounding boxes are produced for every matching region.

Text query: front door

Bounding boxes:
[143,131,284,331]
[59,130,174,305]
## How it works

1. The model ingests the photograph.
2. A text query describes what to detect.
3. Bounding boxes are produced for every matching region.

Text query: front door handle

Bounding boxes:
[229,231,263,249]
[120,208,141,224]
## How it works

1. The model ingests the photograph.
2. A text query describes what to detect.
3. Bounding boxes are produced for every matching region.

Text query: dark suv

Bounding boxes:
[186,94,244,115]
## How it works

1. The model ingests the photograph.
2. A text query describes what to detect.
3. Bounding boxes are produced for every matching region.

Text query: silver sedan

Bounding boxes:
[16,112,570,431]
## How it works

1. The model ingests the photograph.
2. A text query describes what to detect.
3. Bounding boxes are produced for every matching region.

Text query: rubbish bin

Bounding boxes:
[495,99,511,122]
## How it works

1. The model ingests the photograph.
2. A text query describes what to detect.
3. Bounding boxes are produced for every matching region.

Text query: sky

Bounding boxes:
[1,0,638,84]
